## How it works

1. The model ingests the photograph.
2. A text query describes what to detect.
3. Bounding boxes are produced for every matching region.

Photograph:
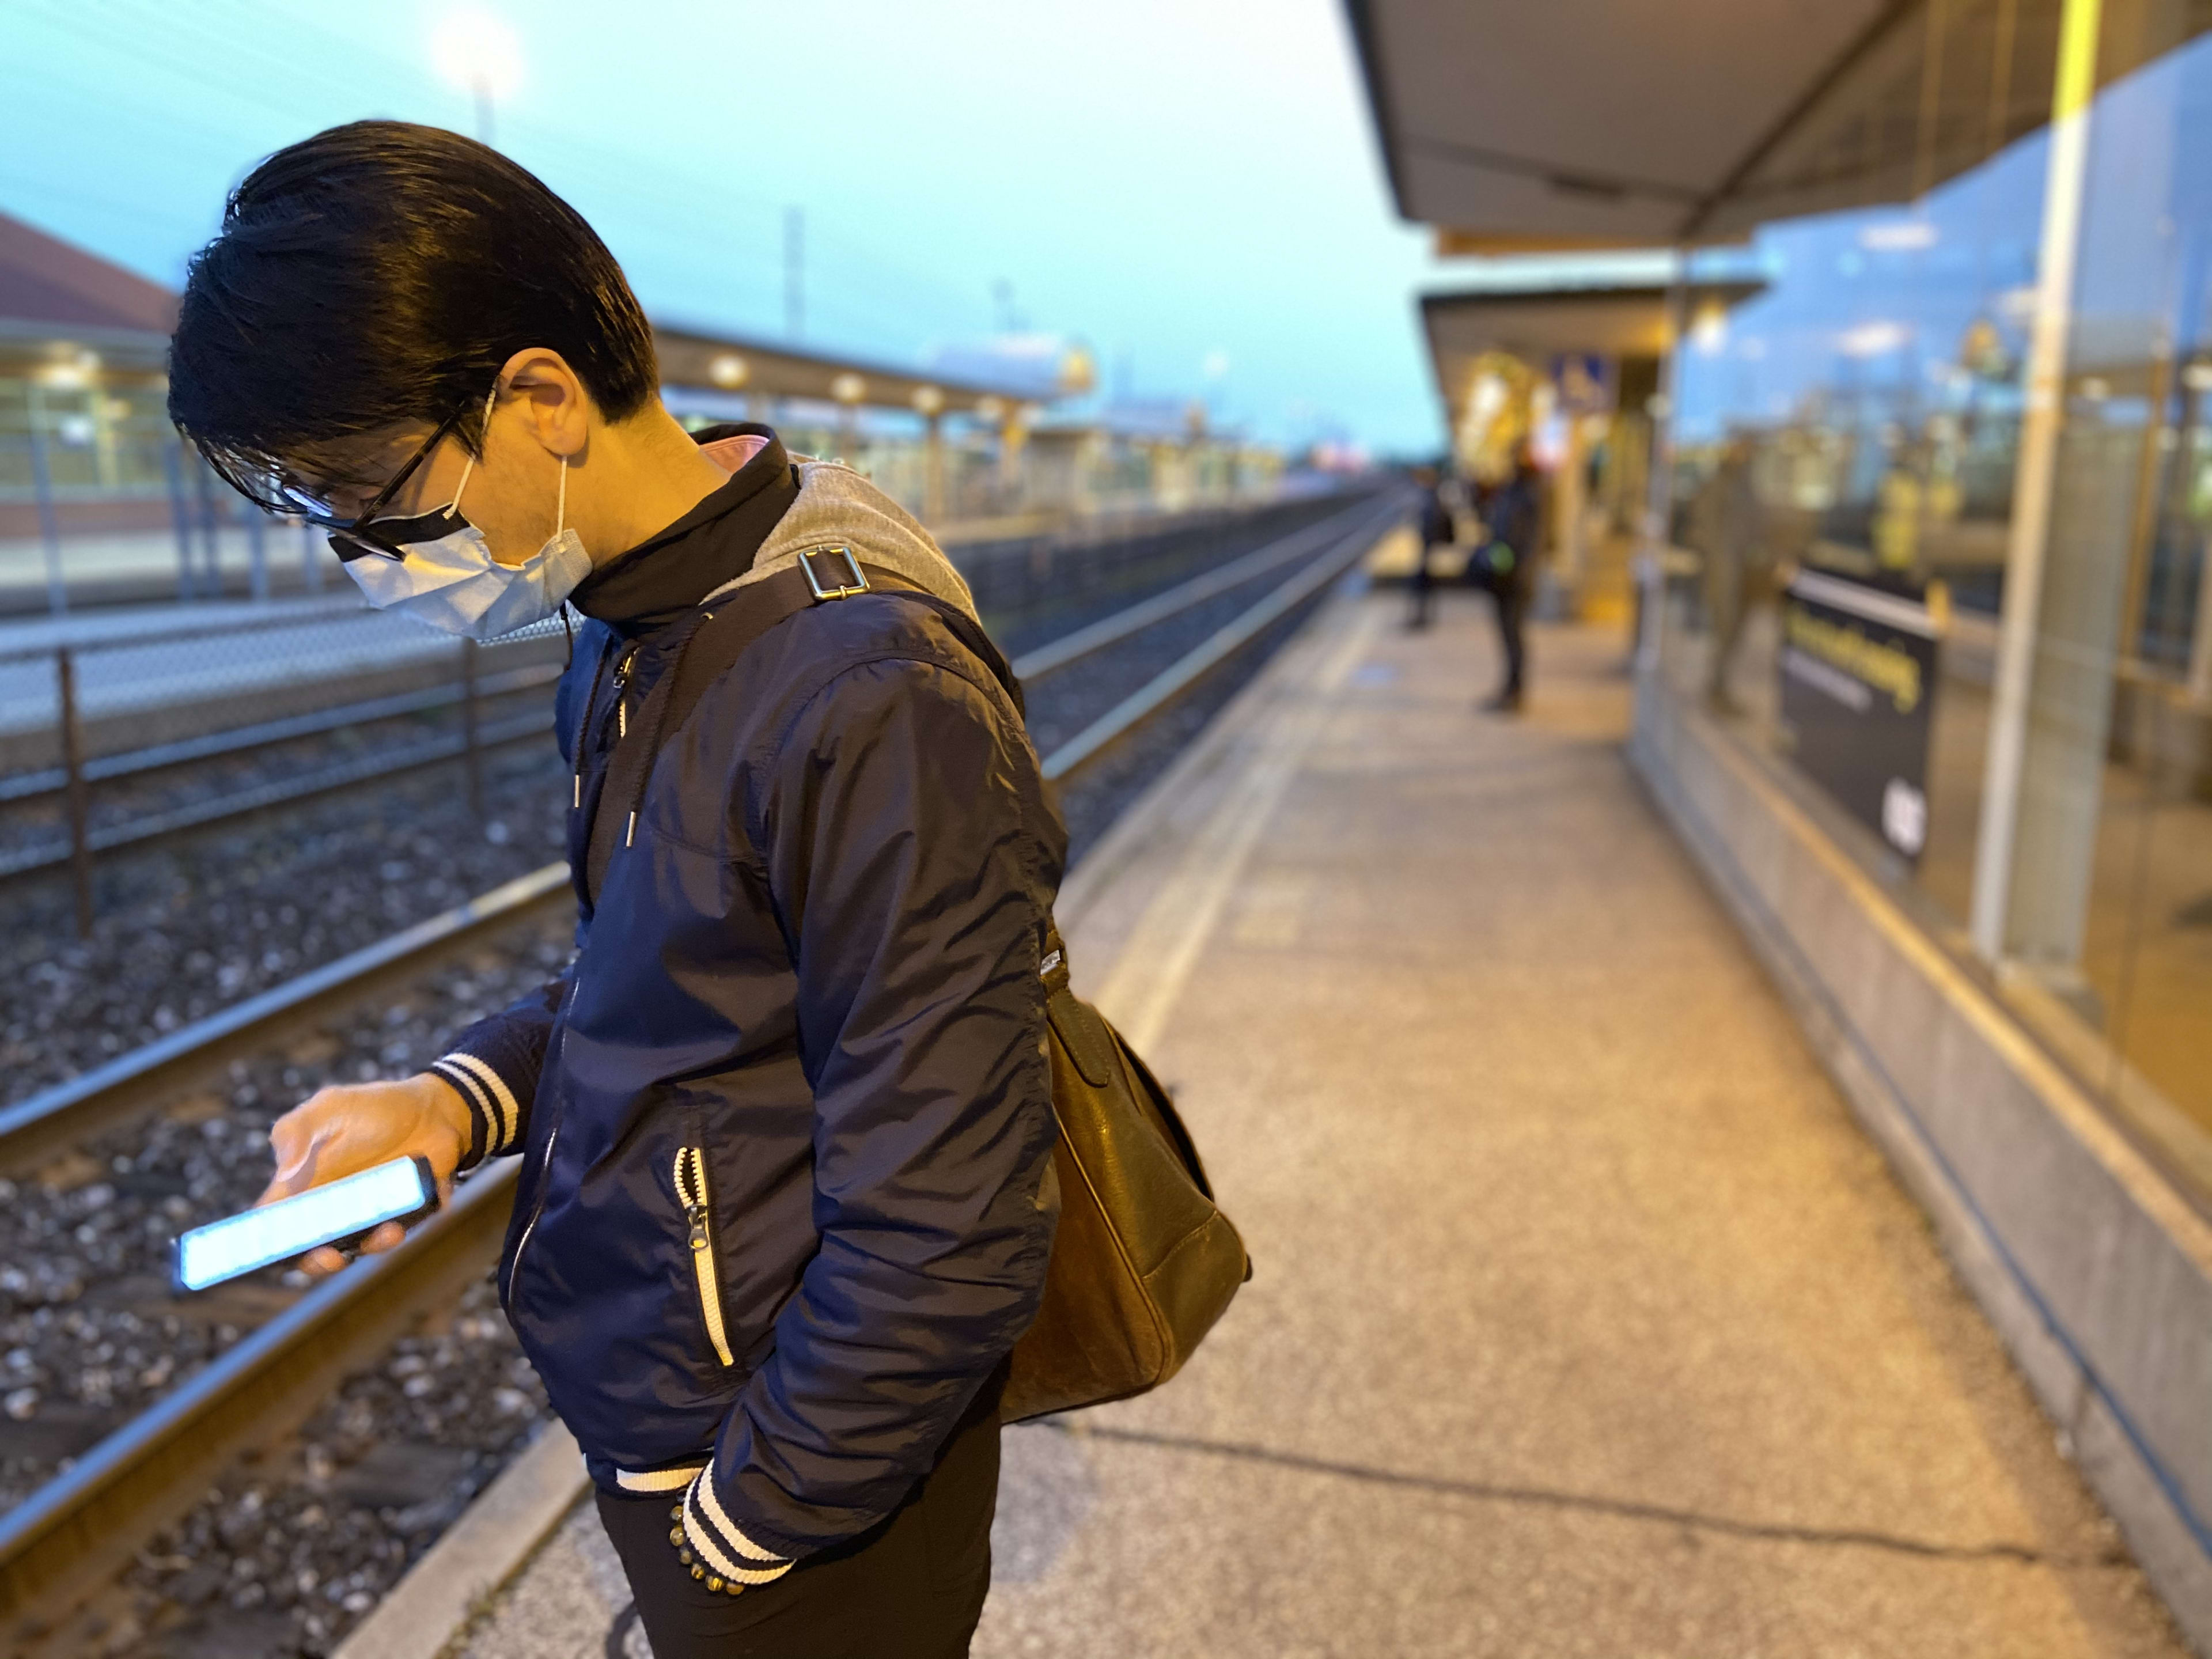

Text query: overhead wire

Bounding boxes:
[154,0,1017,340]
[9,0,1041,370]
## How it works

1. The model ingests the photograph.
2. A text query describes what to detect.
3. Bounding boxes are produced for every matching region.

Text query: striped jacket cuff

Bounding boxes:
[677,1468,794,1590]
[429,1052,525,1169]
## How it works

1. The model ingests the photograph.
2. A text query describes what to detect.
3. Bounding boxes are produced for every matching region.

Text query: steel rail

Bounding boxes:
[0,496,1404,1642]
[1007,494,1392,681]
[0,497,1403,1170]
[0,498,1388,889]
[0,862,573,1175]
[0,1162,520,1647]
[1041,495,1407,782]
[0,662,564,805]
[0,710,558,885]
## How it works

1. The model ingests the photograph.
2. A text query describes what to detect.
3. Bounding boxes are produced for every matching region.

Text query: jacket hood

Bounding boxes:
[703,457,979,622]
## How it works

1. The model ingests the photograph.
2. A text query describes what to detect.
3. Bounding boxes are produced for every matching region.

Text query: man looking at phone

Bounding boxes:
[168,122,1063,1658]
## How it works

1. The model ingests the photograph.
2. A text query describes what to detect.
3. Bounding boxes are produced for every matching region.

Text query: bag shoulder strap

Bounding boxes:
[585,548,1022,903]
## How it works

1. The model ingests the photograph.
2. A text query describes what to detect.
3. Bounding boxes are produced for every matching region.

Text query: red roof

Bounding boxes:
[0,209,177,335]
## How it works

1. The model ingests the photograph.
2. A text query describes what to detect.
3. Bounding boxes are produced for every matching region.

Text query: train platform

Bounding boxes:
[370,581,2182,1658]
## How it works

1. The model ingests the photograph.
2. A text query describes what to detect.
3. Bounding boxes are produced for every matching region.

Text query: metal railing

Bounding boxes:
[0,605,571,929]
[0,493,1381,927]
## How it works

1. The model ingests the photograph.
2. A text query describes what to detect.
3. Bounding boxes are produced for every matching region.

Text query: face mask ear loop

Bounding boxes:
[556,453,569,536]
[449,385,498,516]
[447,453,477,517]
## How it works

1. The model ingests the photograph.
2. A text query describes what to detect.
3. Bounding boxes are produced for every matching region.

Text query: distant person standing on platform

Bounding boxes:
[1691,435,1764,715]
[1476,448,1543,713]
[166,123,1061,1659]
[1407,463,1455,630]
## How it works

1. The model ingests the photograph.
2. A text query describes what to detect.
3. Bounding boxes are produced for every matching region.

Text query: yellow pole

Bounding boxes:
[1968,0,2102,960]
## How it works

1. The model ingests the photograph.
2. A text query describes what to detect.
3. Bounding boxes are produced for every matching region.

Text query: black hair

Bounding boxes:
[169,120,657,491]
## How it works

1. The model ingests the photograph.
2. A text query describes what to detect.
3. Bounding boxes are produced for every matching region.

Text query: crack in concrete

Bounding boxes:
[1051,1422,2126,1569]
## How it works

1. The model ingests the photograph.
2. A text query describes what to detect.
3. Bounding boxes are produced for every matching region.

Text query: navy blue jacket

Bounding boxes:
[430,429,1065,1571]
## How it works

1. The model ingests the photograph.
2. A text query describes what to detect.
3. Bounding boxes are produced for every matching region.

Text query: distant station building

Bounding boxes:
[0,210,180,544]
[0,209,1277,611]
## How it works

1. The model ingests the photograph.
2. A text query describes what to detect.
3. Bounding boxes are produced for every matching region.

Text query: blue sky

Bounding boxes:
[1,0,1456,454]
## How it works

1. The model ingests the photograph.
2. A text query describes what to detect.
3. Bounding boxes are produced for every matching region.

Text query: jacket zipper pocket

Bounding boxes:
[505,1123,558,1308]
[673,1146,735,1368]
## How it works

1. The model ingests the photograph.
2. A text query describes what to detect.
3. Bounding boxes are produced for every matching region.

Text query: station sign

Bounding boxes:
[1550,353,1615,416]
[1776,569,1941,862]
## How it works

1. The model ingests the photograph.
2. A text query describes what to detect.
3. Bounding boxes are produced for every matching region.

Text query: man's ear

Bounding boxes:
[497,347,592,459]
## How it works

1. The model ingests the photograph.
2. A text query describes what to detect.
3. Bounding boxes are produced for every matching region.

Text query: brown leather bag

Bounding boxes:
[1002,930,1253,1422]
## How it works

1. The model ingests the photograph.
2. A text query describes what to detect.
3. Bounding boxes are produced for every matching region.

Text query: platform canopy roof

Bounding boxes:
[1425,279,1760,369]
[654,324,1050,421]
[0,210,179,369]
[0,207,1051,419]
[1344,0,2067,249]
[1421,277,1764,422]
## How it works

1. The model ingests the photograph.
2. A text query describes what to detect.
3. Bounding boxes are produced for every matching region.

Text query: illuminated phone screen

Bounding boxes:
[175,1156,435,1292]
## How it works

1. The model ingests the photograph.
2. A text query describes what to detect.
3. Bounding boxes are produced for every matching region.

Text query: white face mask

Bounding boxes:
[339,418,591,640]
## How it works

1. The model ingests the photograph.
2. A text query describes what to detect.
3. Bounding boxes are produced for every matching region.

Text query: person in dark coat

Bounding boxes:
[166,122,1061,1659]
[1478,448,1544,711]
[1407,463,1455,630]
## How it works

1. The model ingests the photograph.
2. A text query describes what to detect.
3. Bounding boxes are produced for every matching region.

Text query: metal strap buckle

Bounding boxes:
[798,546,869,601]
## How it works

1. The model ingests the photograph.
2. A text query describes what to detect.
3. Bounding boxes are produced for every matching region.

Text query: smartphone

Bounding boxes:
[174,1155,439,1292]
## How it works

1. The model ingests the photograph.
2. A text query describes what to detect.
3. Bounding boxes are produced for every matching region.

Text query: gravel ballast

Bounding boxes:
[1,503,1384,1657]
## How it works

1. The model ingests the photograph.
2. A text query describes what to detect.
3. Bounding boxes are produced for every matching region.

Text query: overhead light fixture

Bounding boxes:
[1860,219,1938,252]
[708,353,749,389]
[1690,301,1729,354]
[830,372,867,404]
[911,384,946,416]
[974,396,1006,423]
[1838,320,1911,358]
[431,10,524,100]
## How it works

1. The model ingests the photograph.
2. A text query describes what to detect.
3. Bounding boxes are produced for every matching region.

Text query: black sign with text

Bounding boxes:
[1776,570,1942,862]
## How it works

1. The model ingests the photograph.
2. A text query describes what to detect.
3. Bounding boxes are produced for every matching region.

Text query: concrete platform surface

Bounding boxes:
[450,588,2187,1658]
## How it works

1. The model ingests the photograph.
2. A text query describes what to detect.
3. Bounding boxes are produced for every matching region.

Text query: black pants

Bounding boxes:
[597,1387,1002,1659]
[1408,547,1437,627]
[1491,581,1528,697]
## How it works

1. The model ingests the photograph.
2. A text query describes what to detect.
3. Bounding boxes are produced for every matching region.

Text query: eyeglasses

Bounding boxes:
[220,405,471,560]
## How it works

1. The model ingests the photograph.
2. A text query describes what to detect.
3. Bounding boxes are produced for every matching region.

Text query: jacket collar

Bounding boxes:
[567,423,800,638]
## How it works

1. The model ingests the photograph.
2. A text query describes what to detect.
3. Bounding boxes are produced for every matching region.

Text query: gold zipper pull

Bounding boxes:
[673,1145,736,1369]
[674,1148,710,1237]
[612,646,639,740]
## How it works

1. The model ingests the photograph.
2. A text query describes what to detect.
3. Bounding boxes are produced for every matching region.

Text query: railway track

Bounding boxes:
[0,672,562,886]
[0,490,1405,1649]
[0,492,1365,898]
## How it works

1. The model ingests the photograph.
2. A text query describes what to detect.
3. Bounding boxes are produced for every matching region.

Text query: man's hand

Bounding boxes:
[256,1072,472,1277]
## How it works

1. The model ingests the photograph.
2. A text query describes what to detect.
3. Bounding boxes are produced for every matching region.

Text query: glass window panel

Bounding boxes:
[2035,25,2212,1151]
[1660,85,2050,933]
[1660,0,2212,1190]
